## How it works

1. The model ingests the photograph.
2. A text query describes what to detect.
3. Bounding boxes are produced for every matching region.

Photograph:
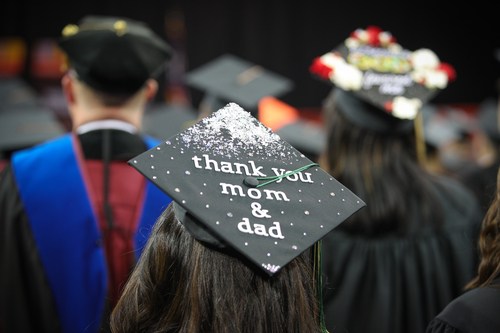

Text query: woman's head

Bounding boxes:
[115,104,366,332]
[320,88,442,235]
[111,203,321,333]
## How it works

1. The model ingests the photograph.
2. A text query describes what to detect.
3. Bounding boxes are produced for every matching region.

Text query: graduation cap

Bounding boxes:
[421,104,476,149]
[0,106,65,157]
[143,103,198,141]
[185,54,294,116]
[310,25,456,132]
[476,97,500,143]
[58,15,172,94]
[258,96,325,159]
[0,77,39,110]
[129,102,365,276]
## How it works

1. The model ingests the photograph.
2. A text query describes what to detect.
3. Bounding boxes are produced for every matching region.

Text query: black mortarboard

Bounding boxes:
[257,96,325,159]
[276,120,326,159]
[421,104,476,148]
[143,103,198,141]
[310,25,456,132]
[185,54,294,115]
[0,77,39,110]
[477,97,500,143]
[129,102,365,276]
[0,106,65,156]
[58,15,172,94]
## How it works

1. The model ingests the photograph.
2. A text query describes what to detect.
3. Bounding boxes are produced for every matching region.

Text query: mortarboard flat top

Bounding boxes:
[477,98,500,142]
[276,120,326,158]
[258,96,325,158]
[185,54,294,111]
[143,103,198,141]
[129,102,365,276]
[421,104,476,148]
[309,25,456,122]
[0,78,39,110]
[0,107,65,153]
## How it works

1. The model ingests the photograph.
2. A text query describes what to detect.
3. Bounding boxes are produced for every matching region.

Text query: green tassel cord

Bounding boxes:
[314,241,329,333]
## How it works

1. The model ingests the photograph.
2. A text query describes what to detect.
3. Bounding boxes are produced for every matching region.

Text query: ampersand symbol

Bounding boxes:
[251,202,271,218]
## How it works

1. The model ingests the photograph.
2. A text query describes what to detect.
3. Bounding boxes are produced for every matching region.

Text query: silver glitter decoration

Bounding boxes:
[178,103,297,160]
[262,264,280,273]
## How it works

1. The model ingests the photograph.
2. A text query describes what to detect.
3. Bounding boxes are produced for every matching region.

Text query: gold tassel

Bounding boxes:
[414,111,427,167]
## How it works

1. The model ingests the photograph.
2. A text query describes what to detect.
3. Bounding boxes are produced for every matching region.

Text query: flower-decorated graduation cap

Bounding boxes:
[58,15,172,94]
[129,102,365,276]
[309,25,456,132]
[185,54,294,116]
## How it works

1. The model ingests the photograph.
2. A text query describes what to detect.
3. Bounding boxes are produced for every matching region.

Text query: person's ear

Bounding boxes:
[61,72,76,105]
[144,79,159,101]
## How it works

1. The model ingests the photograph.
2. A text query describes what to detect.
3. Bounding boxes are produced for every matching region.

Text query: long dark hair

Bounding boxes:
[110,204,320,333]
[321,90,443,235]
[466,167,500,289]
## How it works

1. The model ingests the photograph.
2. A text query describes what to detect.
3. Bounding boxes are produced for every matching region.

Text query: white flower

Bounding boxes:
[378,31,392,45]
[345,37,361,49]
[411,68,449,89]
[357,29,369,43]
[387,43,403,53]
[423,70,448,89]
[391,96,422,119]
[411,48,440,70]
[319,53,363,91]
[319,52,343,68]
[331,62,363,90]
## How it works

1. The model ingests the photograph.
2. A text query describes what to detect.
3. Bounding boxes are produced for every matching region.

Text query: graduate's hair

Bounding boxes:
[466,167,500,289]
[110,203,320,333]
[320,89,444,235]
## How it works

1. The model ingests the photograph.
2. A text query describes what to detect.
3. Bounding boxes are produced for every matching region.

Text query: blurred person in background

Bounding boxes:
[0,15,173,333]
[426,166,500,333]
[310,25,483,333]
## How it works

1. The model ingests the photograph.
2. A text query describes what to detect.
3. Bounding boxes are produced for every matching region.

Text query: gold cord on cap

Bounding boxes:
[414,111,427,167]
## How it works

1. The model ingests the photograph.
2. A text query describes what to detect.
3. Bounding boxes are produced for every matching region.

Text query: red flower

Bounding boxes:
[437,63,457,81]
[309,57,333,79]
[365,25,383,46]
[384,100,393,112]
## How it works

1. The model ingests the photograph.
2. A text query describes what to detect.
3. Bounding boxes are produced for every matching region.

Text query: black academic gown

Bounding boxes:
[321,176,482,333]
[0,130,169,333]
[425,277,500,333]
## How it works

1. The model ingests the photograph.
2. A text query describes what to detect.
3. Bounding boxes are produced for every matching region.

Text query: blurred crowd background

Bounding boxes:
[1,0,499,179]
